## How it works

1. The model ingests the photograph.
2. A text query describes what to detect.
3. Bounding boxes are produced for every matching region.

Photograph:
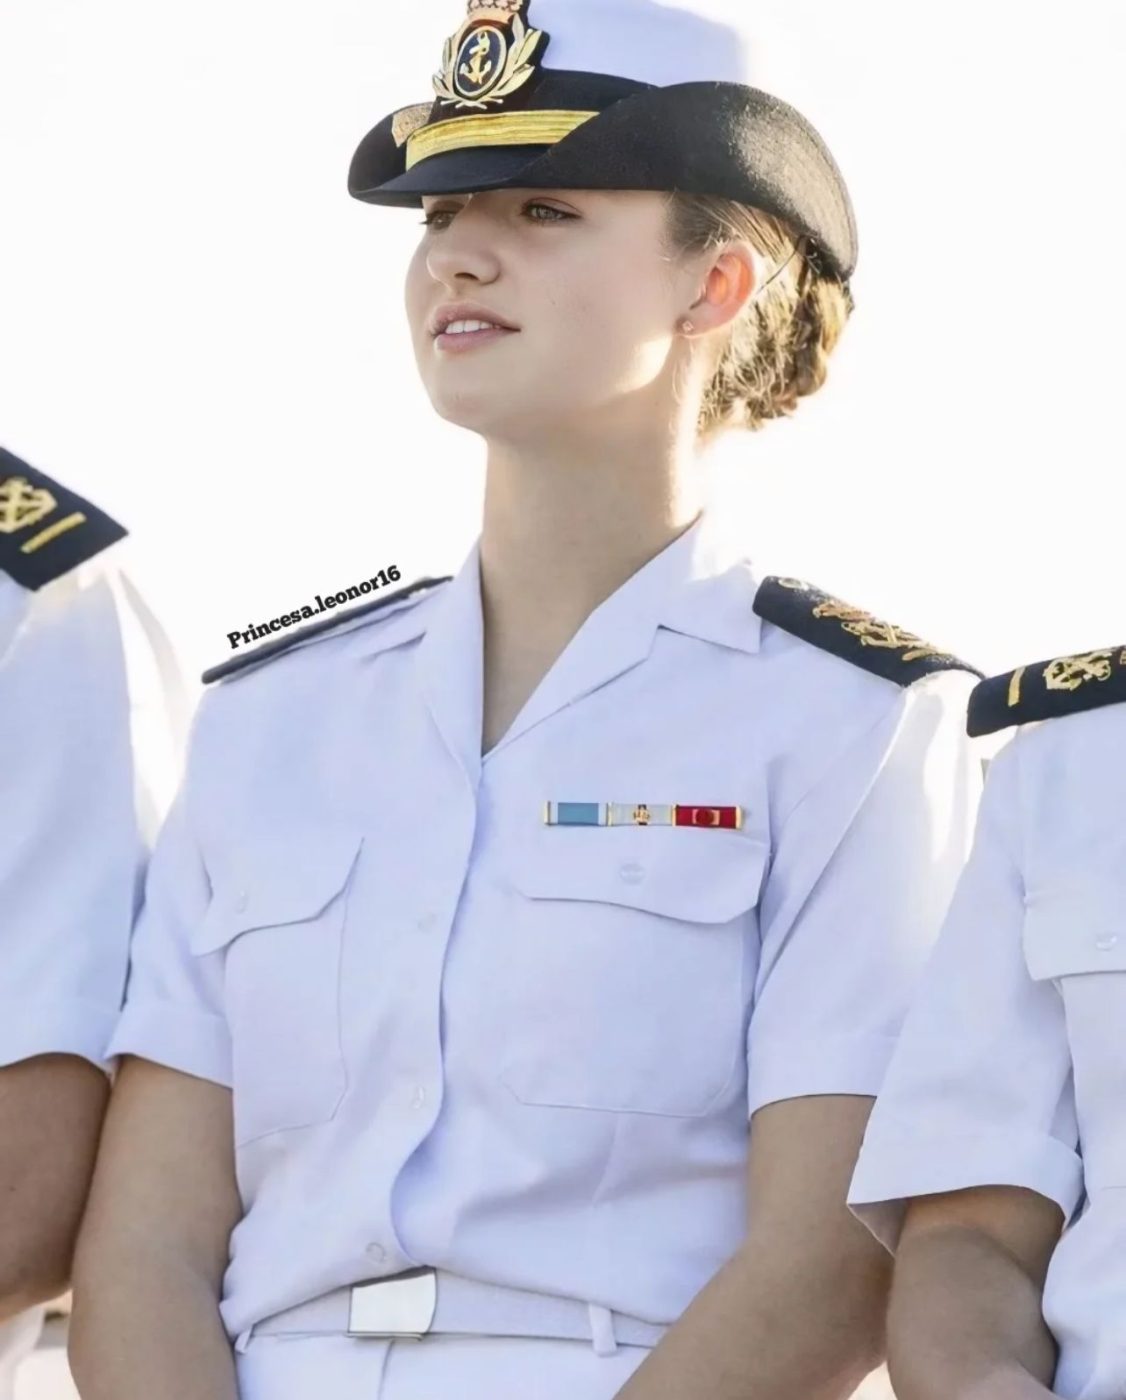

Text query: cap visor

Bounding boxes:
[351,146,556,204]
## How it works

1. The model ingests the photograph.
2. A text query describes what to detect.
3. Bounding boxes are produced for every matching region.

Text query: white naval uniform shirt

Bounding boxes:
[0,545,185,1398]
[0,552,148,1069]
[848,701,1126,1400]
[107,510,981,1345]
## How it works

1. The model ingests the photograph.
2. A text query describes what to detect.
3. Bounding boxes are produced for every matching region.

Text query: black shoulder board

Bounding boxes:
[201,575,452,686]
[967,646,1126,737]
[0,446,127,589]
[753,576,982,686]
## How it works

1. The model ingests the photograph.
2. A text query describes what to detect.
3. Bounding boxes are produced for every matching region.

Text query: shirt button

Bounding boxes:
[234,890,249,912]
[417,913,438,931]
[1095,934,1119,951]
[618,862,645,885]
[365,1242,387,1263]
[411,1086,427,1109]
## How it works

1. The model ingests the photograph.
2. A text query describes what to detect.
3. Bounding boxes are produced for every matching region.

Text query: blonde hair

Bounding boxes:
[663,192,854,442]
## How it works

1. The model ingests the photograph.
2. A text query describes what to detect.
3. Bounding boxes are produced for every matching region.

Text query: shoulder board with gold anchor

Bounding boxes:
[753,576,982,686]
[0,446,127,589]
[201,575,453,686]
[967,646,1126,737]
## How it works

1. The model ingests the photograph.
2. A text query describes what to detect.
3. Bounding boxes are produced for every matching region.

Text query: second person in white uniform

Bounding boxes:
[849,648,1126,1400]
[0,449,184,1400]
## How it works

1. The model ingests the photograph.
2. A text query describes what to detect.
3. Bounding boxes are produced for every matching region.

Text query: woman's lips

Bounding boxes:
[434,326,519,353]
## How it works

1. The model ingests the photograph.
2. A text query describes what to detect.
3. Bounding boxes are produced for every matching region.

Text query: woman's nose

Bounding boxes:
[426,220,501,285]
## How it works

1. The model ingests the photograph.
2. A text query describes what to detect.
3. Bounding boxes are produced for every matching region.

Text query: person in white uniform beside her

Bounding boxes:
[72,3,982,1398]
[0,448,185,1400]
[848,650,1126,1400]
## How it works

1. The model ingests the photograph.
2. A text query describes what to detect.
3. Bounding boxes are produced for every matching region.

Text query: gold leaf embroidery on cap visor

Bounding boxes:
[405,109,596,168]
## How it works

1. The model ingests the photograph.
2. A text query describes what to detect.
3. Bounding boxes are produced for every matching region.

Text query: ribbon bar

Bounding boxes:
[543,802,742,828]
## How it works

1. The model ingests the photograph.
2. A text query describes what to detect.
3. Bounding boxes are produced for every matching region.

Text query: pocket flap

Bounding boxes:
[1022,886,1126,980]
[509,825,769,924]
[192,825,365,955]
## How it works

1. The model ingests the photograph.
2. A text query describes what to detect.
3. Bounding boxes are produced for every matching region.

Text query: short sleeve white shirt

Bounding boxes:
[108,510,982,1343]
[849,700,1126,1400]
[0,544,185,1070]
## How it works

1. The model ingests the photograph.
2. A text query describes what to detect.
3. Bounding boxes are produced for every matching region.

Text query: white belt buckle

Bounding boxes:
[347,1267,438,1340]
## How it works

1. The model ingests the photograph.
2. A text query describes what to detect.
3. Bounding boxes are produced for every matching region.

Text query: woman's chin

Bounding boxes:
[427,392,535,437]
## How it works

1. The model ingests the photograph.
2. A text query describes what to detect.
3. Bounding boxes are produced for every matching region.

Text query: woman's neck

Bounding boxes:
[474,431,706,755]
[478,432,705,641]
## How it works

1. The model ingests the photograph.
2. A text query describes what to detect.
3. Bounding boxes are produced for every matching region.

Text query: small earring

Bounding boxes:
[680,318,694,333]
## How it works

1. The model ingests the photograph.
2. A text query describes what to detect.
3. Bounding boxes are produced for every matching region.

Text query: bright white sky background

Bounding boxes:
[1,0,1123,732]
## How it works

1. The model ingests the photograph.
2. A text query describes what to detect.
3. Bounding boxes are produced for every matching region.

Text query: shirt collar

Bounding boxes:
[407,510,761,778]
[355,509,762,665]
[654,510,763,656]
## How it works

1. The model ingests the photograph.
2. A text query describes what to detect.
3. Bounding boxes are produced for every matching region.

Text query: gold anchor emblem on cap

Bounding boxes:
[0,476,57,534]
[433,0,547,111]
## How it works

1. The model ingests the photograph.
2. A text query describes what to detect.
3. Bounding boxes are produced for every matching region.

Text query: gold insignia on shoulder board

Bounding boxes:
[433,0,548,111]
[0,475,57,534]
[1043,650,1117,692]
[757,575,978,684]
[810,598,950,665]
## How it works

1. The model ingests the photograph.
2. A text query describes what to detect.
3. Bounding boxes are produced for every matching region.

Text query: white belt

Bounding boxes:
[249,1267,668,1353]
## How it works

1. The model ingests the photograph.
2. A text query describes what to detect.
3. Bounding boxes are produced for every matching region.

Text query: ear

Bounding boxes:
[685,240,763,336]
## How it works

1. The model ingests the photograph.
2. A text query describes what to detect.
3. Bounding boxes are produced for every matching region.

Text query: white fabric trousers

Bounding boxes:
[0,1308,45,1400]
[236,1333,651,1399]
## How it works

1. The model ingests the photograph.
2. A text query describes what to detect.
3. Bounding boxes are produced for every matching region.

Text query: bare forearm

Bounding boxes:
[613,1236,887,1400]
[0,1056,110,1322]
[69,1251,238,1400]
[887,1226,1057,1400]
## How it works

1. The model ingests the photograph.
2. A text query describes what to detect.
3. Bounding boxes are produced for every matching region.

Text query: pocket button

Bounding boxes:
[618,862,645,885]
[1096,934,1119,952]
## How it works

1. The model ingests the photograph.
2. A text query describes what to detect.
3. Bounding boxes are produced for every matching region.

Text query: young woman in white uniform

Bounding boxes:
[73,3,983,1397]
[0,449,183,1400]
[848,653,1126,1400]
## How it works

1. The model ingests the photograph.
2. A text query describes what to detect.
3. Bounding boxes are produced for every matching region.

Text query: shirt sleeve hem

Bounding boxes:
[106,1000,233,1088]
[746,1032,898,1119]
[846,1127,1085,1252]
[0,999,120,1072]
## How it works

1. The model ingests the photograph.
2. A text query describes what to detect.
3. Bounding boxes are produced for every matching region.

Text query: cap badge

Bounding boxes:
[433,0,549,111]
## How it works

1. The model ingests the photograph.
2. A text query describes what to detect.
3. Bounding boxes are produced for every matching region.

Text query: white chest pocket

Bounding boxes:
[497,825,769,1117]
[192,825,365,1147]
[1023,883,1126,1176]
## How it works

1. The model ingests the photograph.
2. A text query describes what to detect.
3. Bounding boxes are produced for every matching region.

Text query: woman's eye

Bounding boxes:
[523,202,572,223]
[419,201,573,230]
